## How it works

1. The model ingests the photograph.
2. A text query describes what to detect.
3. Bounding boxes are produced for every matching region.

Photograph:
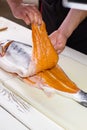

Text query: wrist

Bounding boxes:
[57,27,69,40]
[7,0,22,11]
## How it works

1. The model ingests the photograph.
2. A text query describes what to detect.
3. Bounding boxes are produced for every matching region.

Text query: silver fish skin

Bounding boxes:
[73,90,87,107]
[55,89,87,108]
[0,40,36,77]
[0,40,13,56]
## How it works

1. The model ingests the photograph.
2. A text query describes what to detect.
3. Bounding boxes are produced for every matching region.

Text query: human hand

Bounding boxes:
[11,3,42,25]
[49,29,68,54]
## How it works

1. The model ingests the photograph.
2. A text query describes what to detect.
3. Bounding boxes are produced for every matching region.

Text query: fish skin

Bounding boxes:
[0,40,36,77]
[73,90,87,107]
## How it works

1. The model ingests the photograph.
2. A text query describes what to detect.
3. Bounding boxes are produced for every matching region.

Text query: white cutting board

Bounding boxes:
[0,17,87,130]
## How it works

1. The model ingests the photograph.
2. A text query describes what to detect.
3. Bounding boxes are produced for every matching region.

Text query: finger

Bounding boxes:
[24,11,33,24]
[34,13,42,25]
[57,49,62,54]
[28,6,42,25]
[21,13,31,25]
[56,46,65,54]
[38,17,42,25]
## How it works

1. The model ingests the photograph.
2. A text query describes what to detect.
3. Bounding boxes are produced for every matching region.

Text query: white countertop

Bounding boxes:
[0,17,87,130]
[0,83,63,130]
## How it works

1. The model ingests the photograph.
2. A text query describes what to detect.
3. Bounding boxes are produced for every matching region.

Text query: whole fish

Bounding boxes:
[0,22,87,107]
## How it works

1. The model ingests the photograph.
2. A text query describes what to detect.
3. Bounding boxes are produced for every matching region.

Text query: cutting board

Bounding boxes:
[0,17,87,130]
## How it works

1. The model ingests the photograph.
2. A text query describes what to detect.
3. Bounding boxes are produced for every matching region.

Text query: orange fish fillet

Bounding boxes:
[32,22,58,73]
[23,22,79,94]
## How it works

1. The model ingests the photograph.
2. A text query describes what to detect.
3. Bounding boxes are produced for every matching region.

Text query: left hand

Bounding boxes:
[49,29,67,54]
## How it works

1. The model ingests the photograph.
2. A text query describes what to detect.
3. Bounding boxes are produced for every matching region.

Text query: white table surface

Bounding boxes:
[0,17,87,130]
[0,107,28,130]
